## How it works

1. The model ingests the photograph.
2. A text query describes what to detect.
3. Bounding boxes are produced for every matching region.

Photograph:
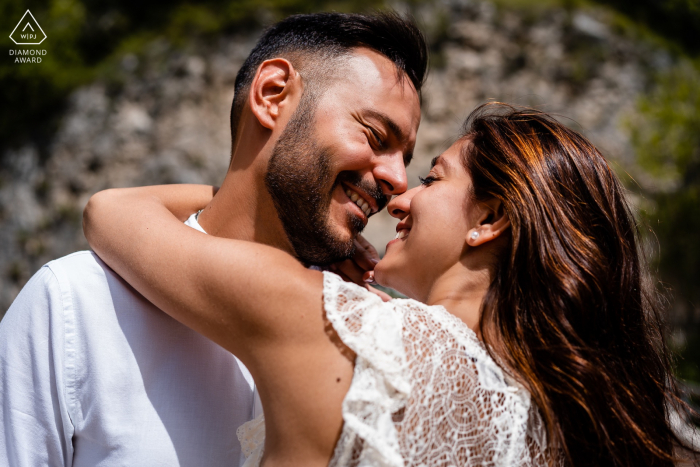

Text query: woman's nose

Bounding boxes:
[387,186,418,219]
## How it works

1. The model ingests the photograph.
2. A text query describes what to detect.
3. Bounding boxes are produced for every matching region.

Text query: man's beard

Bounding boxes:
[264,95,386,266]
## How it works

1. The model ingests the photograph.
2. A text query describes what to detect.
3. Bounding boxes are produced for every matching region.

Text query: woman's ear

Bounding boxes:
[249,58,300,130]
[466,199,510,247]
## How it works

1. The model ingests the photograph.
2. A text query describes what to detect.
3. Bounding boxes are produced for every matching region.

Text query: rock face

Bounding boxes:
[0,1,666,315]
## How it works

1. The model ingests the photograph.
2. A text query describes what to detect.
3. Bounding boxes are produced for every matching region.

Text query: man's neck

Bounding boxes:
[197,170,295,255]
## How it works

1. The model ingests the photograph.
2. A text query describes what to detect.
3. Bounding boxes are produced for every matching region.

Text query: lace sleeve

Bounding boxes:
[323,272,549,467]
[322,272,411,467]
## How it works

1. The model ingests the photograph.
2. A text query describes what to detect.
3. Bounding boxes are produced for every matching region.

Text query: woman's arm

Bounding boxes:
[95,184,218,222]
[83,185,324,364]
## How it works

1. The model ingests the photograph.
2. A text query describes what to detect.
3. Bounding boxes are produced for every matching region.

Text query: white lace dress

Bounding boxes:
[237,272,550,466]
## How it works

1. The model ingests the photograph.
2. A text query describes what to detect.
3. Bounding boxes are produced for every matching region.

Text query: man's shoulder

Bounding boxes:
[40,250,138,307]
[44,250,118,285]
[6,251,110,304]
[46,250,106,273]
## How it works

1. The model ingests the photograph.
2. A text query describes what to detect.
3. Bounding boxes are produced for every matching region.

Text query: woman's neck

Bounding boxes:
[425,264,492,335]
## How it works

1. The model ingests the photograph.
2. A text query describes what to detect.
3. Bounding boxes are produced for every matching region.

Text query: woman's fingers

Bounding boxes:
[328,234,383,288]
[351,235,380,272]
[329,266,390,302]
[331,259,365,285]
[366,285,392,302]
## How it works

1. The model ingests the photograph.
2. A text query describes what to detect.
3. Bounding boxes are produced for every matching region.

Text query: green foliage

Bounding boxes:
[630,60,700,303]
[633,62,700,183]
[493,0,700,56]
[494,0,700,56]
[628,60,700,381]
[1,0,92,153]
[3,0,699,159]
[676,331,700,383]
[596,0,700,55]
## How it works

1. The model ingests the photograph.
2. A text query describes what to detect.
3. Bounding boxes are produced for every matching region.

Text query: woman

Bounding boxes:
[83,104,693,466]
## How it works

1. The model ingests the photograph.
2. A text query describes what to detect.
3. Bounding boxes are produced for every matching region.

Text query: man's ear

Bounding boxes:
[466,198,511,247]
[249,58,300,131]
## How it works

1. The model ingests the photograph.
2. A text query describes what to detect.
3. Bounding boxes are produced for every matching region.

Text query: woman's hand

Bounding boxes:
[329,235,391,301]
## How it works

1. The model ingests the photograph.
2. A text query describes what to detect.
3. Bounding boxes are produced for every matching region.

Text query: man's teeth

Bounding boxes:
[345,189,371,216]
[395,230,409,240]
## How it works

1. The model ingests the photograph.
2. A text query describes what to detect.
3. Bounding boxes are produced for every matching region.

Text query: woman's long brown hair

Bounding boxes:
[462,103,694,466]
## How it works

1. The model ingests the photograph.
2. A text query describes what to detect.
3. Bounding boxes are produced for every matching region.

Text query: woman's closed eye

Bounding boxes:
[419,175,437,186]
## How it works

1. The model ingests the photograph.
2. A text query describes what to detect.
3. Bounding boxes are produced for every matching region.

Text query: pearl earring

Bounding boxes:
[470,231,479,240]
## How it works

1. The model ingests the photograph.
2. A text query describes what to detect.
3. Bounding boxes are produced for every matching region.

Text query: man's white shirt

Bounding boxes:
[0,213,261,466]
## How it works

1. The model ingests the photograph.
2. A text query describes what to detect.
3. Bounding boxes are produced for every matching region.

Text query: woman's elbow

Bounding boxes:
[83,189,119,244]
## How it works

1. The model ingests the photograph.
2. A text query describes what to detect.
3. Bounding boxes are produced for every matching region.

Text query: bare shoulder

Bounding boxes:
[246,272,356,465]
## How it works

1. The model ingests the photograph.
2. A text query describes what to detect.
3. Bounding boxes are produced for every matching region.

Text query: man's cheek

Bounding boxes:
[327,203,356,236]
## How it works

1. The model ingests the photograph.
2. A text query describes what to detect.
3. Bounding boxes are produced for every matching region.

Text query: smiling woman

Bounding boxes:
[456,103,697,466]
[82,103,697,466]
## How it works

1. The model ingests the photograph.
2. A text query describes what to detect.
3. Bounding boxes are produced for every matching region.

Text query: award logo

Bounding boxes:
[10,10,47,45]
[9,10,47,63]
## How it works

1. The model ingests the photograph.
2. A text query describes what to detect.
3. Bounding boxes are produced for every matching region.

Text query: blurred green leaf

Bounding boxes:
[631,61,700,182]
[628,59,700,381]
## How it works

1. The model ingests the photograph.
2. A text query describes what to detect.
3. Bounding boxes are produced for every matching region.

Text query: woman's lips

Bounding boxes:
[386,228,410,249]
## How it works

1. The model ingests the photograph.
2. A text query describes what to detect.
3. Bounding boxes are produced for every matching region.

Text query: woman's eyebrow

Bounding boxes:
[430,154,454,173]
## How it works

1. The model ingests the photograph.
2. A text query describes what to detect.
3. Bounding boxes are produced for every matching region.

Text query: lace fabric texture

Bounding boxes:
[237,272,549,466]
[237,413,265,467]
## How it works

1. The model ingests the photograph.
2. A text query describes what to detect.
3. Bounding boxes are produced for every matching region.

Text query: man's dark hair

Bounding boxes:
[229,11,428,147]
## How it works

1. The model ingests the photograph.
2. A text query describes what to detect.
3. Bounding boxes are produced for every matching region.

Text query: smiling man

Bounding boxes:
[0,12,426,467]
[202,18,423,266]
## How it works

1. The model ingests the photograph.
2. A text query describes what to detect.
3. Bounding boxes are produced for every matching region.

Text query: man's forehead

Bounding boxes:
[318,48,420,154]
[343,48,417,95]
[341,53,419,120]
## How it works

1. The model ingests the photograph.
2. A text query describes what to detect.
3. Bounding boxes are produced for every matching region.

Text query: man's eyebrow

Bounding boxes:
[363,109,407,143]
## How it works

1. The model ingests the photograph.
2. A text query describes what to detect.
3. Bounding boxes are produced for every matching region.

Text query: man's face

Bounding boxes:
[265,48,421,265]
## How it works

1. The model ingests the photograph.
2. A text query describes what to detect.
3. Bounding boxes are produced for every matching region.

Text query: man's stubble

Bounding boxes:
[264,91,367,266]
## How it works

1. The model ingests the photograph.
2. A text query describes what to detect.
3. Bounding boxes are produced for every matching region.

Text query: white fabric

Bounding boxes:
[238,272,550,467]
[237,413,266,467]
[0,213,259,467]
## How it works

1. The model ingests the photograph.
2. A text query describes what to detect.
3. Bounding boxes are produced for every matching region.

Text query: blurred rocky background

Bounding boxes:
[1,0,699,392]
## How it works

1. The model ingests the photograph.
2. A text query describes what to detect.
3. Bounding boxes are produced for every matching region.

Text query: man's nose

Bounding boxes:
[373,153,408,197]
[387,186,418,219]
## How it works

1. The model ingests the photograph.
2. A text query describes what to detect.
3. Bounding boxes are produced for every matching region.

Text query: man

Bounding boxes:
[0,12,426,466]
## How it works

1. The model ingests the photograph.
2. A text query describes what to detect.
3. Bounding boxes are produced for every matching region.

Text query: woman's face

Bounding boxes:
[374,140,475,301]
